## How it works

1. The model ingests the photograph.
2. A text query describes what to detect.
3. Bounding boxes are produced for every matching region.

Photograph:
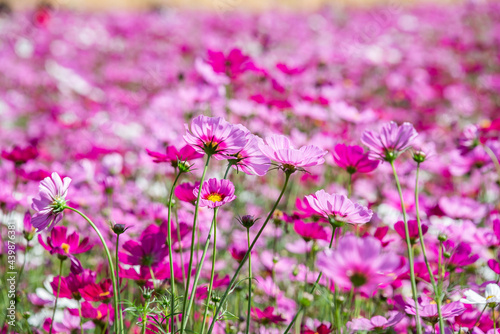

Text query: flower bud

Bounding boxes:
[237,215,259,229]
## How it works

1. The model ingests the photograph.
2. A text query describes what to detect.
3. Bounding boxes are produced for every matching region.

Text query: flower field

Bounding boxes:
[1,2,500,333]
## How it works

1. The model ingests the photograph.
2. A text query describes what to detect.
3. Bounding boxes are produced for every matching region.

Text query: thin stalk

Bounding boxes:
[65,206,121,334]
[483,144,500,183]
[390,160,422,334]
[245,227,253,334]
[180,155,211,334]
[166,171,182,333]
[49,259,64,334]
[201,208,219,334]
[347,173,353,198]
[283,227,337,334]
[207,172,292,334]
[115,235,124,332]
[414,163,445,334]
[182,212,217,333]
[473,305,487,329]
[79,301,84,334]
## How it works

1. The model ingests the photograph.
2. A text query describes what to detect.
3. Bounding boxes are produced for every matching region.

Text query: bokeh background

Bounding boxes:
[5,0,464,11]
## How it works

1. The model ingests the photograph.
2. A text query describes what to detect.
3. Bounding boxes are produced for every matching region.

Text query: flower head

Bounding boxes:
[146,144,203,168]
[347,313,404,331]
[207,48,254,79]
[405,297,465,323]
[183,115,247,159]
[227,125,271,176]
[361,121,418,162]
[317,235,402,295]
[332,144,379,174]
[394,219,428,242]
[175,181,199,204]
[294,220,329,242]
[119,224,168,267]
[461,283,500,307]
[305,190,373,226]
[31,172,71,231]
[258,134,327,174]
[1,145,38,165]
[194,178,236,208]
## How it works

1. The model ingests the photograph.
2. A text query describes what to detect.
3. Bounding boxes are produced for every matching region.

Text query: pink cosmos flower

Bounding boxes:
[258,134,327,173]
[43,310,94,333]
[175,182,199,204]
[361,121,418,161]
[305,190,373,226]
[332,144,379,174]
[347,312,404,331]
[146,144,203,166]
[80,278,113,302]
[183,115,247,159]
[317,235,402,295]
[405,297,465,322]
[31,172,71,231]
[293,220,329,242]
[193,178,236,208]
[227,125,271,176]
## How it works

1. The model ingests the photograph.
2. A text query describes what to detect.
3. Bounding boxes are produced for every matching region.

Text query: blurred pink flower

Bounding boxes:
[175,182,199,204]
[347,312,404,331]
[293,220,329,242]
[317,235,402,295]
[146,144,203,166]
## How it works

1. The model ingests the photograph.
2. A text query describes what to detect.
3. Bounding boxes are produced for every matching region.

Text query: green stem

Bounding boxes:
[167,171,182,333]
[347,173,353,198]
[390,161,422,334]
[207,172,292,334]
[115,234,124,333]
[414,163,445,334]
[180,155,211,334]
[79,301,84,334]
[183,210,217,333]
[201,209,219,334]
[283,227,337,334]
[65,206,121,334]
[245,227,252,334]
[49,259,64,334]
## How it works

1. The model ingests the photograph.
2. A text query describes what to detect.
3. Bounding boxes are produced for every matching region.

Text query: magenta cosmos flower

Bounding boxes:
[405,297,465,323]
[146,144,203,167]
[31,172,71,231]
[183,115,247,159]
[332,144,379,174]
[294,220,329,242]
[305,189,373,226]
[317,235,402,295]
[193,178,236,208]
[175,181,199,204]
[1,145,38,165]
[361,121,418,162]
[258,134,327,173]
[347,313,404,331]
[207,48,254,79]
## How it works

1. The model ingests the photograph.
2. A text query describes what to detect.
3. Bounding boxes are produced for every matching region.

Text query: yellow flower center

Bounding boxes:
[207,193,223,202]
[486,295,495,300]
[97,310,103,319]
[99,291,110,297]
[430,300,437,305]
[61,243,70,254]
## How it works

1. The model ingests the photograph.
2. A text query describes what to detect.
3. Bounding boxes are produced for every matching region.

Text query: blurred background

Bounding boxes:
[3,0,463,11]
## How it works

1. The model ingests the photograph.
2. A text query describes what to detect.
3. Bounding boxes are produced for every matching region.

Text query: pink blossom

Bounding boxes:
[361,121,418,161]
[193,178,236,208]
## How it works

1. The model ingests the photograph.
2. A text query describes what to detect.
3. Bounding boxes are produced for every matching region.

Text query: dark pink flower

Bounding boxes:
[394,220,428,241]
[38,226,92,257]
[207,48,253,79]
[183,115,247,159]
[146,144,203,166]
[332,144,379,174]
[258,134,327,173]
[293,220,329,242]
[305,190,373,226]
[361,121,418,161]
[119,224,168,267]
[80,278,113,302]
[175,182,199,204]
[251,306,286,324]
[193,178,236,208]
[31,172,71,231]
[1,145,38,164]
[302,324,332,334]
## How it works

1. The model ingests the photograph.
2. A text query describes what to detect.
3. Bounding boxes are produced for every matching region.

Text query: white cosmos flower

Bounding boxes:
[461,283,500,306]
